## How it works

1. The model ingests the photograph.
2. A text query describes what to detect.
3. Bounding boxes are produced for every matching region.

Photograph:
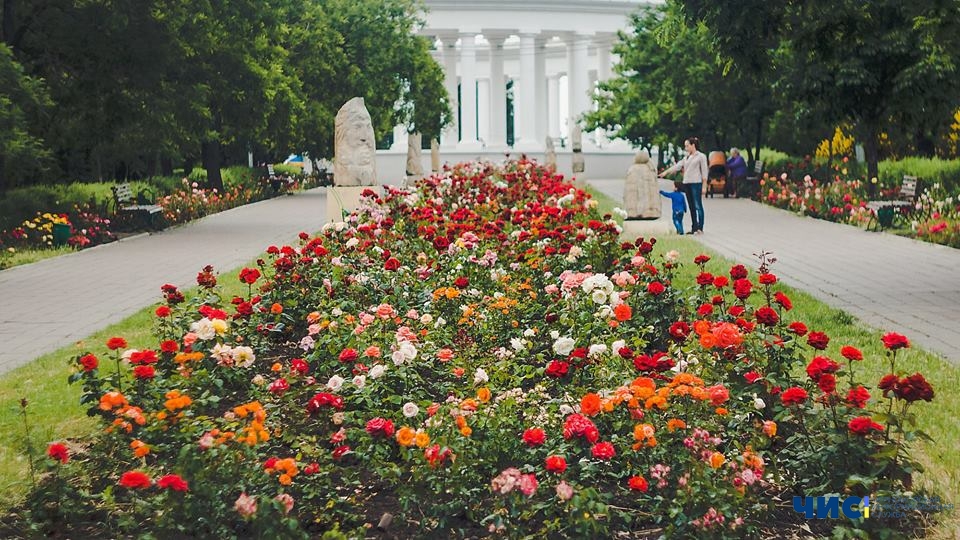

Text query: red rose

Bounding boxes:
[365,417,395,438]
[384,258,401,271]
[106,337,128,350]
[894,373,934,402]
[729,264,748,280]
[788,321,808,336]
[744,371,762,384]
[697,303,714,317]
[129,350,158,365]
[239,267,261,284]
[196,267,217,288]
[846,386,870,408]
[160,340,179,354]
[840,346,863,361]
[47,442,69,464]
[268,378,289,395]
[848,416,884,435]
[453,276,469,289]
[628,476,649,492]
[647,281,666,296]
[119,471,152,489]
[590,441,616,460]
[729,305,746,317]
[694,254,711,265]
[563,413,599,443]
[155,305,171,317]
[545,360,570,378]
[780,387,809,406]
[157,474,189,492]
[881,332,910,350]
[806,331,830,350]
[290,358,309,375]
[79,353,98,372]
[307,392,344,412]
[755,306,779,326]
[713,276,729,288]
[433,236,450,251]
[878,374,899,395]
[133,365,155,379]
[711,295,724,306]
[733,278,753,300]
[668,321,690,341]
[332,445,351,460]
[817,373,837,394]
[758,273,777,285]
[522,428,547,447]
[302,462,320,475]
[338,348,358,363]
[696,272,714,286]
[773,291,793,310]
[805,356,839,380]
[545,455,567,473]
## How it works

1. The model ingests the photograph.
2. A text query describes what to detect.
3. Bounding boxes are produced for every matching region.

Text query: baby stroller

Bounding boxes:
[707,151,727,198]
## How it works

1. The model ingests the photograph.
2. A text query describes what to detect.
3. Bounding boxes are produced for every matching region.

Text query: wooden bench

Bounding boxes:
[866,176,921,231]
[111,182,165,230]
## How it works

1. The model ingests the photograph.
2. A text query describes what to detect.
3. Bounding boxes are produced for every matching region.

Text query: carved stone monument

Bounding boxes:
[571,125,585,174]
[430,139,440,172]
[406,132,423,182]
[544,136,557,170]
[329,97,380,222]
[624,149,661,220]
[334,97,377,187]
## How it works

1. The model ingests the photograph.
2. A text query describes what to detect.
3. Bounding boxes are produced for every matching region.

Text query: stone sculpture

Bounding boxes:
[406,132,423,178]
[624,149,661,220]
[571,124,585,174]
[334,97,377,186]
[431,139,440,172]
[544,136,557,170]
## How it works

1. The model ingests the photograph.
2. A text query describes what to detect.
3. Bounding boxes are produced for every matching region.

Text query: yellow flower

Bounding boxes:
[395,427,416,447]
[477,387,491,403]
[414,431,430,448]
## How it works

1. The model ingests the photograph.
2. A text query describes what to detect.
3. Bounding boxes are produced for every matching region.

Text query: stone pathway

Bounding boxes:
[588,178,960,364]
[0,189,330,375]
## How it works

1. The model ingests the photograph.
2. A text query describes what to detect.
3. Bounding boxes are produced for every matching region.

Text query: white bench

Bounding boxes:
[866,176,921,231]
[112,182,165,230]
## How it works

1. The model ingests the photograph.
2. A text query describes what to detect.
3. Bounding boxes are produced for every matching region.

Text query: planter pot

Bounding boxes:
[52,223,71,246]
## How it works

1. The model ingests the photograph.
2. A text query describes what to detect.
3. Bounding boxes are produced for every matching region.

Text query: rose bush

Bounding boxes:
[12,159,940,538]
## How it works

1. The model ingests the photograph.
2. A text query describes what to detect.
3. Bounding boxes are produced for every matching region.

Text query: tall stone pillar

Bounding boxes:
[547,75,561,139]
[441,35,459,149]
[534,37,548,147]
[458,31,482,151]
[514,32,539,151]
[487,35,507,149]
[565,33,590,137]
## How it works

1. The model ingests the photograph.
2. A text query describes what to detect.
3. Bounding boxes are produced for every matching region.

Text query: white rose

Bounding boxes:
[352,375,366,389]
[420,313,433,325]
[553,336,575,356]
[474,368,489,384]
[399,341,418,360]
[402,402,420,418]
[591,289,608,304]
[559,404,575,416]
[523,328,536,338]
[510,338,525,351]
[611,340,626,354]
[550,330,560,340]
[391,350,406,365]
[753,397,766,410]
[327,375,344,392]
[588,344,608,358]
[369,364,386,379]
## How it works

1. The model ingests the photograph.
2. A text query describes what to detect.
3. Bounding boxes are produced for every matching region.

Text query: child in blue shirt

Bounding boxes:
[660,182,688,234]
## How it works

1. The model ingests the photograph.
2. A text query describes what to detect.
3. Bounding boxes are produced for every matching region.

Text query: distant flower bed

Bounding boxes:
[0,206,116,256]
[15,161,940,538]
[758,159,960,248]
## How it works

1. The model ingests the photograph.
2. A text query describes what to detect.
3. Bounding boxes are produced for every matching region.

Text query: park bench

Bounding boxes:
[263,164,295,193]
[866,176,921,231]
[111,182,165,230]
[738,160,764,198]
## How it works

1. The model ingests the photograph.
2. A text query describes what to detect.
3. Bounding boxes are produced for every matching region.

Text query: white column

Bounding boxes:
[458,32,482,151]
[488,36,507,149]
[514,32,538,150]
[596,34,613,81]
[534,37,547,147]
[547,75,560,139]
[567,33,590,149]
[391,124,409,151]
[566,33,590,134]
[441,36,459,148]
[477,78,490,146]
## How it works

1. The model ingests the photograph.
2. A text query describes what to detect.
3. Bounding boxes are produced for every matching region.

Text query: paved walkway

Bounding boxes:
[0,189,332,375]
[589,178,960,364]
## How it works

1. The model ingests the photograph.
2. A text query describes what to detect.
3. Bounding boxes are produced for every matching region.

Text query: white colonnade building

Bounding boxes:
[382,0,648,179]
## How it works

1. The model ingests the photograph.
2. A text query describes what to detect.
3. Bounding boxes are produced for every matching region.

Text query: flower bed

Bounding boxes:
[15,160,940,538]
[758,163,960,247]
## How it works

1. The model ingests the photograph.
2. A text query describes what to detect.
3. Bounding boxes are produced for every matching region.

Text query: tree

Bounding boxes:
[584,5,749,163]
[0,43,50,192]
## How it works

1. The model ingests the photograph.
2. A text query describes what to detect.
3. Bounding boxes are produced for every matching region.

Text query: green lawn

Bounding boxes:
[0,246,77,271]
[1,187,957,536]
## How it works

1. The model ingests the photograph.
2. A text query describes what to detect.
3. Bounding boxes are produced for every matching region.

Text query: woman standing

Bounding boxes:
[661,137,707,234]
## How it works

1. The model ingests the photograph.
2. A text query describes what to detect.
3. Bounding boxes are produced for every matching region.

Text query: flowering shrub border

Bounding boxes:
[10,160,942,538]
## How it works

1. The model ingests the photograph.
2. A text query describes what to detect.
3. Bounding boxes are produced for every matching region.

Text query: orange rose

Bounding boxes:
[580,393,602,416]
[709,452,726,469]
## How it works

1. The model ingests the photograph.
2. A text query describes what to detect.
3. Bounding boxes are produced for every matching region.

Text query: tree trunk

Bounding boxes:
[1,0,13,47]
[201,140,224,192]
[160,156,173,176]
[863,130,880,197]
[753,115,763,165]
